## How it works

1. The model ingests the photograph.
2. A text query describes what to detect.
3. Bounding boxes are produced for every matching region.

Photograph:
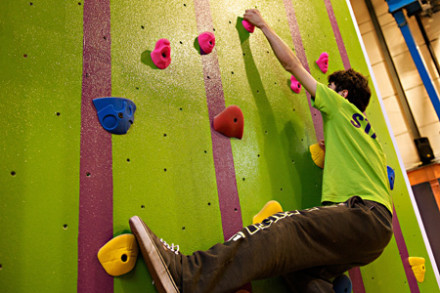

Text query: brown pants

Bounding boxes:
[180,196,393,293]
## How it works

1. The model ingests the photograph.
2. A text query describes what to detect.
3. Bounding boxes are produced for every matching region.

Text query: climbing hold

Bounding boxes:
[309,143,325,169]
[213,105,244,139]
[97,234,139,276]
[253,200,283,224]
[290,76,302,94]
[316,52,329,73]
[333,275,352,293]
[198,32,216,54]
[93,97,136,135]
[387,166,395,190]
[242,19,255,33]
[151,38,171,69]
[408,257,426,283]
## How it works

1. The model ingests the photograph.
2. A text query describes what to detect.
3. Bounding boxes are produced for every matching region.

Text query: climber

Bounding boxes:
[130,9,393,293]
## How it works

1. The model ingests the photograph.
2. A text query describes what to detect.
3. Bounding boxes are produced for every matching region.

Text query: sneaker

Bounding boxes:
[333,275,352,293]
[129,216,182,293]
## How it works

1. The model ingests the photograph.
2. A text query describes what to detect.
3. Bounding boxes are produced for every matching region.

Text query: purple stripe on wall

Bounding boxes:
[393,205,421,292]
[323,0,351,70]
[78,0,113,292]
[348,267,366,293]
[193,0,243,243]
[282,0,324,142]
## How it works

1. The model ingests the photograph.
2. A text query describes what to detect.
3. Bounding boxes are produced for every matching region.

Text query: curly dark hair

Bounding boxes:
[328,69,371,112]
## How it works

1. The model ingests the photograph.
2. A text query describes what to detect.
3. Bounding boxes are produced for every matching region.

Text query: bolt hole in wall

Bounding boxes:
[10,171,16,176]
[121,254,128,262]
[63,224,68,230]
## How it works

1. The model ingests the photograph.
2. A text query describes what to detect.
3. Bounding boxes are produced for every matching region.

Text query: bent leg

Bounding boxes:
[181,197,392,293]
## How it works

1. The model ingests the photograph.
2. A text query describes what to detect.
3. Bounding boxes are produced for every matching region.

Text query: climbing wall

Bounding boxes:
[0,0,438,292]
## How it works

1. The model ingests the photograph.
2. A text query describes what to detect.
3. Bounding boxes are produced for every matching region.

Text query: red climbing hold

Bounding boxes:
[242,19,255,33]
[198,32,216,54]
[290,76,302,94]
[151,38,171,69]
[316,52,329,73]
[213,105,244,139]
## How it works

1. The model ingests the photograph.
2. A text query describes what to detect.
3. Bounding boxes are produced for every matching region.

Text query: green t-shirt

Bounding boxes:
[313,82,392,212]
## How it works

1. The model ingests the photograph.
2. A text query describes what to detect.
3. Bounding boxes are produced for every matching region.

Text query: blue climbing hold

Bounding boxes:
[333,275,352,293]
[387,166,395,190]
[93,97,136,135]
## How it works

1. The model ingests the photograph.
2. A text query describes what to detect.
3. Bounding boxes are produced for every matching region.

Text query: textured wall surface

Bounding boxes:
[0,0,438,292]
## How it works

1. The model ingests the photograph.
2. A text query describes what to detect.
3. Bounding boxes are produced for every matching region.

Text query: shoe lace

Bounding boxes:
[160,238,180,255]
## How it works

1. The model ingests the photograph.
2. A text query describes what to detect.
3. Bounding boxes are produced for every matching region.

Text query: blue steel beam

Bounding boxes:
[389,6,440,121]
[387,0,419,13]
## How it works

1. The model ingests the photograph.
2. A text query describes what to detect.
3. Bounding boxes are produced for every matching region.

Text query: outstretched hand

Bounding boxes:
[243,9,266,29]
[243,8,318,97]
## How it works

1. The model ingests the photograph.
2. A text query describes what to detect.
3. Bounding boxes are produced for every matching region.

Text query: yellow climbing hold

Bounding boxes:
[253,200,283,224]
[408,257,426,283]
[310,143,325,169]
[97,233,139,276]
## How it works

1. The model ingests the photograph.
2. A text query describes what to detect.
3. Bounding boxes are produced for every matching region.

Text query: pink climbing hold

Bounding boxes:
[213,105,244,139]
[198,32,216,54]
[316,52,329,73]
[290,76,301,94]
[151,38,171,69]
[242,19,255,33]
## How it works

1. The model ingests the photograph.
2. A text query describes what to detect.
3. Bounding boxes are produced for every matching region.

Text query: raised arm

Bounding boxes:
[243,9,317,97]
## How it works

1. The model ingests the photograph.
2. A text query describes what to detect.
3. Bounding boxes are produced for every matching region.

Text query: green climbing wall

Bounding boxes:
[0,0,438,292]
[0,1,82,292]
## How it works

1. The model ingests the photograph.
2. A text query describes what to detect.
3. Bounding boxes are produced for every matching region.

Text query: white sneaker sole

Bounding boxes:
[129,216,180,293]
